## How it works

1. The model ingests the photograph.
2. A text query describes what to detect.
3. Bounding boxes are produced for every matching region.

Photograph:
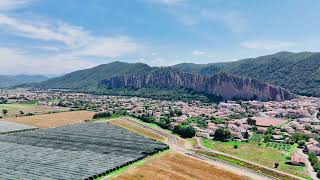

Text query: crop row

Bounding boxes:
[0,122,169,179]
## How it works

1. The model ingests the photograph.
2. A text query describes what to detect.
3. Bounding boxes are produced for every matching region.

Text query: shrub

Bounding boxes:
[214,128,231,141]
[93,112,112,119]
[173,124,196,138]
[233,144,239,149]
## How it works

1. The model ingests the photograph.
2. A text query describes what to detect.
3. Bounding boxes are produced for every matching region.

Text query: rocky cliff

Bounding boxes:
[100,68,294,101]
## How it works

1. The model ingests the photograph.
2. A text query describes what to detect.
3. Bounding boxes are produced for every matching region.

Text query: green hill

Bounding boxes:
[173,52,320,96]
[38,61,153,90]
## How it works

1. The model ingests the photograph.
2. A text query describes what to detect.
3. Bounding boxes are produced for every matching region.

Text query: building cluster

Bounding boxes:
[1,89,320,154]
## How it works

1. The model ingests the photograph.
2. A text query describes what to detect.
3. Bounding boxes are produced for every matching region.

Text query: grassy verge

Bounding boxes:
[201,139,309,179]
[196,150,301,180]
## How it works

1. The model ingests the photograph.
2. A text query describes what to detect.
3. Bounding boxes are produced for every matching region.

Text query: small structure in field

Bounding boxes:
[289,152,306,166]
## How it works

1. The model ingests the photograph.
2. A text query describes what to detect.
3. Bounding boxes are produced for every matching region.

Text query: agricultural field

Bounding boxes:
[0,103,67,116]
[2,111,95,128]
[0,121,36,133]
[266,142,292,151]
[0,122,168,179]
[110,119,166,142]
[202,139,309,179]
[249,133,264,142]
[109,152,248,180]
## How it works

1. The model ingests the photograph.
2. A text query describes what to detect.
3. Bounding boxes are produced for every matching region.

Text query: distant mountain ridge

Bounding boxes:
[35,61,293,101]
[28,51,320,100]
[0,75,48,88]
[101,67,293,101]
[173,51,320,97]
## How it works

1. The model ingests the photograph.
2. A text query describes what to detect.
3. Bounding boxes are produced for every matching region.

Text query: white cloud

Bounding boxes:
[0,14,141,57]
[0,47,97,74]
[75,36,140,58]
[149,0,184,5]
[200,10,248,33]
[241,40,295,51]
[0,0,30,11]
[192,50,206,56]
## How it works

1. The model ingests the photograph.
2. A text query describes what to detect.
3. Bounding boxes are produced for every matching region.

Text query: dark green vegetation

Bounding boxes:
[173,51,320,97]
[214,128,231,141]
[94,87,215,102]
[0,74,48,88]
[307,152,320,178]
[172,124,196,138]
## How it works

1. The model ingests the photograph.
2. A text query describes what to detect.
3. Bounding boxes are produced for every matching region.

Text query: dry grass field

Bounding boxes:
[110,119,166,142]
[0,103,67,116]
[2,111,95,128]
[110,152,248,180]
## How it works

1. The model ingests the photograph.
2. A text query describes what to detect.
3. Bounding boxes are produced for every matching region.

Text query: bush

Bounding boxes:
[214,128,231,141]
[317,170,320,178]
[173,124,196,138]
[298,140,306,148]
[233,144,239,149]
[93,112,112,119]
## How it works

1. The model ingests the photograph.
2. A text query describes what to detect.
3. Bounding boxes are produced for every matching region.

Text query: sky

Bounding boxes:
[0,0,320,75]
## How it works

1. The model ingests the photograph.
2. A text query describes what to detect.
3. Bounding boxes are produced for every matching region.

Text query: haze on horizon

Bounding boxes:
[0,0,320,75]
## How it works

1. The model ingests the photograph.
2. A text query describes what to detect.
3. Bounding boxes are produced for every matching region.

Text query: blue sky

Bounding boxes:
[0,0,320,75]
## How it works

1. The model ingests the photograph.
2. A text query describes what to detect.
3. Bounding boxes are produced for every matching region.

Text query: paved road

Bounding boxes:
[121,118,276,180]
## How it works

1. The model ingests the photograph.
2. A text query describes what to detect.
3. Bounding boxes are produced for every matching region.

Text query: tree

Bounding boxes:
[93,111,112,119]
[173,124,196,138]
[214,128,231,141]
[267,126,274,135]
[290,133,309,143]
[308,152,318,166]
[298,140,306,148]
[20,110,24,115]
[264,134,272,143]
[2,109,8,115]
[246,117,256,126]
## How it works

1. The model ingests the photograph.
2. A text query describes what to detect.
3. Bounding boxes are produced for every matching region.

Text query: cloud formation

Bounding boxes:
[0,0,30,11]
[241,40,295,51]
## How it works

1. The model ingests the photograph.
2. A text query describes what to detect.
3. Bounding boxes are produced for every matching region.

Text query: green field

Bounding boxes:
[0,103,67,117]
[0,103,36,110]
[202,139,309,179]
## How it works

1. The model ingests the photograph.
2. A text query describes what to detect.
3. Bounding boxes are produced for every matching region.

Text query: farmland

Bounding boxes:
[0,122,168,179]
[2,111,95,128]
[202,139,309,179]
[109,152,248,180]
[0,103,67,116]
[110,119,166,142]
[0,121,36,134]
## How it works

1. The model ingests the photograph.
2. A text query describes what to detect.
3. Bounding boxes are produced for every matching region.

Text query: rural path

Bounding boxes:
[297,149,318,180]
[121,118,276,180]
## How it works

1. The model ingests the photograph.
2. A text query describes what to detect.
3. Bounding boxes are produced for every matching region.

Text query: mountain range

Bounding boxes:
[10,51,320,102]
[0,75,48,88]
[173,51,320,97]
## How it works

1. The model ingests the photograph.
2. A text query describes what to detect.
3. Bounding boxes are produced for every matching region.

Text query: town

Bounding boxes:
[1,89,320,179]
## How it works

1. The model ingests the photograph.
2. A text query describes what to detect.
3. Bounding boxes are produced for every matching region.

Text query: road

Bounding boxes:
[121,118,277,180]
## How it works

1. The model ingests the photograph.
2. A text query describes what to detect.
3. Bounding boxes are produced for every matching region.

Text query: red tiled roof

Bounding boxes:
[291,152,306,164]
[255,117,285,127]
